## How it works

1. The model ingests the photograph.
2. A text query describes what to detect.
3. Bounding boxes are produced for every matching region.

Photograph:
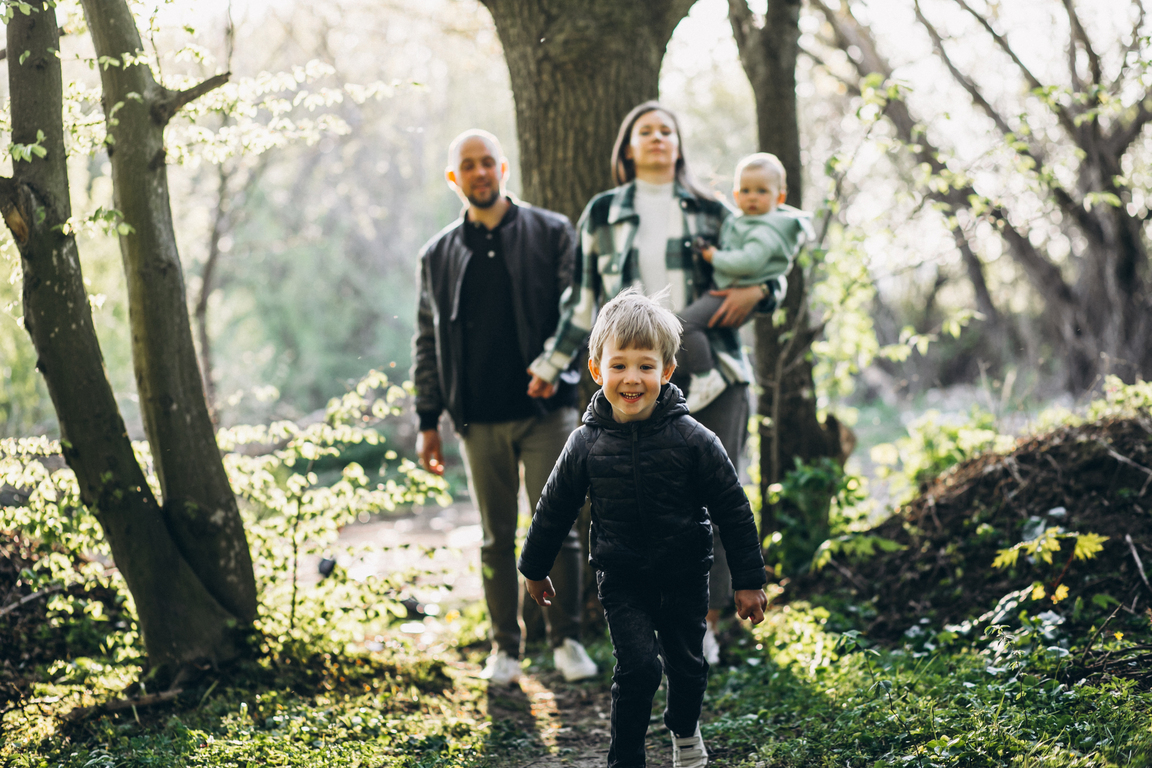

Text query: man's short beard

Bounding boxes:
[467,188,501,209]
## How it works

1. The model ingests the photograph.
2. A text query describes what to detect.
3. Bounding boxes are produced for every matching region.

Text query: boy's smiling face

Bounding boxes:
[588,338,675,423]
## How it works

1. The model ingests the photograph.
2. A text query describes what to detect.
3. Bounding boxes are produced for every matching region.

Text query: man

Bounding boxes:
[411,129,597,685]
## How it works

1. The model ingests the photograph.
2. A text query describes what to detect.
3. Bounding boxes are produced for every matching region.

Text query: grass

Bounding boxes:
[5,598,1152,768]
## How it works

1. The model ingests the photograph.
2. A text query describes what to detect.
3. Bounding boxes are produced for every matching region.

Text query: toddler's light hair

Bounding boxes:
[735,152,786,196]
[588,287,682,370]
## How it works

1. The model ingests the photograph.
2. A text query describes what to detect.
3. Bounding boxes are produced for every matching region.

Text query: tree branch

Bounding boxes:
[151,72,230,125]
[916,0,1105,245]
[1113,0,1148,89]
[1108,97,1152,157]
[950,0,1078,136]
[1060,0,1103,88]
[914,1,1016,140]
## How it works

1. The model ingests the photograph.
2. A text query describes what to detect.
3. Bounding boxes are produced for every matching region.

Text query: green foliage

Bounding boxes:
[870,408,1016,503]
[992,528,1107,571]
[764,457,867,576]
[1087,375,1152,420]
[1,371,450,672]
[702,601,1152,767]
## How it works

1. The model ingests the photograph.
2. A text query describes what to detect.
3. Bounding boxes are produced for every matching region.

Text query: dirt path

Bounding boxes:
[330,505,679,767]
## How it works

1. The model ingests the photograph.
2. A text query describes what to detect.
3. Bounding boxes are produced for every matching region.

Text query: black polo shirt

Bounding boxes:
[458,203,537,425]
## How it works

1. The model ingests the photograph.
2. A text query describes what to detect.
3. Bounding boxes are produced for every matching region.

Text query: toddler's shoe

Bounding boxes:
[672,723,709,768]
[702,624,721,666]
[553,638,598,682]
[685,369,726,413]
[477,650,521,686]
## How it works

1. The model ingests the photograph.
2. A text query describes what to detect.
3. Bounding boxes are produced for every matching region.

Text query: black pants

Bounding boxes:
[597,570,710,768]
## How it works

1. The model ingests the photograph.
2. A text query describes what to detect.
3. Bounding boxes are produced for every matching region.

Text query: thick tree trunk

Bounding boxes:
[80,0,257,624]
[480,0,696,225]
[3,1,244,673]
[480,0,695,634]
[729,1,845,557]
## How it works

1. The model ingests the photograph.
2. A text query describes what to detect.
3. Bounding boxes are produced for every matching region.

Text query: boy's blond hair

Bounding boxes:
[735,152,787,196]
[588,287,682,370]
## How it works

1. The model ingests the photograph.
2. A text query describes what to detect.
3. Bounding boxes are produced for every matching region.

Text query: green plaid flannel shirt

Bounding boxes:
[529,181,753,386]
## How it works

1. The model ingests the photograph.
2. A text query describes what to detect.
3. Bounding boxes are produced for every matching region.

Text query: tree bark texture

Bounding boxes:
[729,1,845,553]
[80,0,257,623]
[3,2,245,671]
[728,0,803,207]
[480,0,696,225]
[816,0,1152,392]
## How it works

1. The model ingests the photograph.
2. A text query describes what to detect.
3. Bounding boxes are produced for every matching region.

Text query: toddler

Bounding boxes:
[680,152,812,412]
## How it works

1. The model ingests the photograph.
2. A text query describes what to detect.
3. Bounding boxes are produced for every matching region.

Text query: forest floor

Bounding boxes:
[5,409,1152,766]
[325,503,679,767]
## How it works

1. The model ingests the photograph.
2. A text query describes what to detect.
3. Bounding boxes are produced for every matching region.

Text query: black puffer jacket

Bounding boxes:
[518,384,766,590]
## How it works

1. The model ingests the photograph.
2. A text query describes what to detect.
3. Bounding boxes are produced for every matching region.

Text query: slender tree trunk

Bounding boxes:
[3,1,244,673]
[480,0,696,225]
[80,0,257,624]
[729,0,846,560]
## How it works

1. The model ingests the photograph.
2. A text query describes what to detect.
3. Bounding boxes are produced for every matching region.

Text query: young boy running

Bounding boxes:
[517,289,768,768]
[679,152,812,413]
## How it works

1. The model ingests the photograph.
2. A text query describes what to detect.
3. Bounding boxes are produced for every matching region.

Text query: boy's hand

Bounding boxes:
[734,589,768,625]
[526,577,556,607]
[701,245,715,263]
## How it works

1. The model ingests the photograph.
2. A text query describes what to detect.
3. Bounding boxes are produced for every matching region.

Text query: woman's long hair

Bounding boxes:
[610,100,714,200]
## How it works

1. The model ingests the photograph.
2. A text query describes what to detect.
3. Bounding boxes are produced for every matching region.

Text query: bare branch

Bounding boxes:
[1114,0,1148,88]
[799,44,862,96]
[814,0,1084,345]
[916,0,1104,244]
[151,72,231,125]
[1060,0,1103,87]
[914,1,1016,139]
[952,222,1002,328]
[950,0,1078,136]
[1108,97,1152,157]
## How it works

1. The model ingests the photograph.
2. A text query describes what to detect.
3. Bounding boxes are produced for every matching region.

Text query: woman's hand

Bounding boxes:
[527,371,556,399]
[707,284,764,328]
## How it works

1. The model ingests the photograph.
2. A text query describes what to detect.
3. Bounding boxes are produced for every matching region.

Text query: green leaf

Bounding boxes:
[19,49,31,65]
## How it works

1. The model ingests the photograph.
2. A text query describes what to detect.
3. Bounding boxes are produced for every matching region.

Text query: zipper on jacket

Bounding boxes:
[631,425,642,516]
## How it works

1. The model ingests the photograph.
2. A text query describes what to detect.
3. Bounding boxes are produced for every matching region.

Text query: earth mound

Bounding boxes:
[784,415,1152,641]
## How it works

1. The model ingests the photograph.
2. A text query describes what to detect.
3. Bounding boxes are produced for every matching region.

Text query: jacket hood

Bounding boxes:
[584,382,689,430]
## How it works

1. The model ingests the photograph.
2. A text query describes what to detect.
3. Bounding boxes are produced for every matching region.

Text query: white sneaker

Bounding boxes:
[685,369,726,413]
[672,723,709,768]
[553,638,598,682]
[702,625,720,666]
[477,650,521,685]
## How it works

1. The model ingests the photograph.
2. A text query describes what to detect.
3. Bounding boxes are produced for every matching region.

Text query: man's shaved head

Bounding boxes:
[446,129,505,172]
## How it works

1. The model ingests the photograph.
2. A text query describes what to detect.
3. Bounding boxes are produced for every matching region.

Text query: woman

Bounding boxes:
[528,101,770,663]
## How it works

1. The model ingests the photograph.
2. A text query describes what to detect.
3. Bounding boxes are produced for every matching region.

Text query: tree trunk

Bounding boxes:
[80,0,257,624]
[729,0,846,563]
[480,0,696,634]
[480,0,696,225]
[3,1,245,673]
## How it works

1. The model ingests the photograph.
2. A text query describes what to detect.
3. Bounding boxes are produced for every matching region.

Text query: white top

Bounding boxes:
[632,179,684,309]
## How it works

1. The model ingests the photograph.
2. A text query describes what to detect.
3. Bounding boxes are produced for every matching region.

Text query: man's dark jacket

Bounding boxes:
[518,383,766,589]
[412,202,577,433]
